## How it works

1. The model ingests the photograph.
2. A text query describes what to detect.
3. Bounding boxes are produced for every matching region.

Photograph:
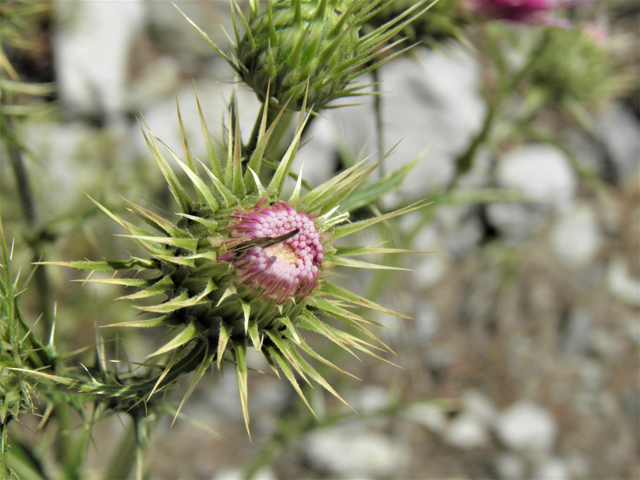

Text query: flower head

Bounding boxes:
[54,93,426,436]
[222,201,324,303]
[469,0,570,25]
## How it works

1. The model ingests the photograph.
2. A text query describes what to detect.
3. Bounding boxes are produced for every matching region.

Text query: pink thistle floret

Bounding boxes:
[223,202,324,304]
[469,0,572,26]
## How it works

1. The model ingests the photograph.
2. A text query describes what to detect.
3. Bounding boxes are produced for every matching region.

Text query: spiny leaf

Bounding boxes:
[265,345,316,416]
[146,322,203,359]
[329,256,411,271]
[194,84,224,180]
[231,339,251,439]
[217,321,231,370]
[172,345,216,426]
[321,281,411,319]
[332,199,431,240]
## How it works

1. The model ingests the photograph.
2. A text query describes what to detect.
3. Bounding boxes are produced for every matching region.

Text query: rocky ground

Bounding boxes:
[2,1,638,479]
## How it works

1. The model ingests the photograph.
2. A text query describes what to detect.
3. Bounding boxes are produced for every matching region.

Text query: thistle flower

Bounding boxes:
[528,25,619,105]
[180,0,432,111]
[468,0,571,26]
[51,94,425,435]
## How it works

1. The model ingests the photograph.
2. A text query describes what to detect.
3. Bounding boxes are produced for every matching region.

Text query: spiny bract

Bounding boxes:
[180,0,432,111]
[54,94,426,435]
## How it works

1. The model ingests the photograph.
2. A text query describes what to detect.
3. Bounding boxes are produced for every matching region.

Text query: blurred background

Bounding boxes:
[1,0,639,479]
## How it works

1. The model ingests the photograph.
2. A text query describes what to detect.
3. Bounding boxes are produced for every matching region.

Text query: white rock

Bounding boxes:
[402,402,448,434]
[597,103,640,180]
[495,453,526,480]
[304,426,409,479]
[485,202,549,241]
[414,301,439,341]
[495,401,557,453]
[299,44,486,197]
[132,75,262,161]
[495,144,577,208]
[562,307,593,354]
[54,0,145,118]
[532,457,570,480]
[444,412,489,450]
[462,390,498,425]
[213,467,276,480]
[411,224,448,288]
[552,202,602,268]
[607,256,640,306]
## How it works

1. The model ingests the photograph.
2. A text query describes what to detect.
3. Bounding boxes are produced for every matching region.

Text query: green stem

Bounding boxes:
[372,67,385,176]
[2,109,54,334]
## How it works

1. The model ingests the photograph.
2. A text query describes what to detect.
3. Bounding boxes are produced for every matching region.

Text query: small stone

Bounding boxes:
[402,402,448,434]
[597,103,640,181]
[607,256,640,306]
[495,453,526,480]
[552,202,602,268]
[495,144,577,208]
[532,457,570,480]
[444,412,489,450]
[213,467,276,480]
[495,401,557,453]
[304,426,409,479]
[462,390,498,425]
[414,301,439,341]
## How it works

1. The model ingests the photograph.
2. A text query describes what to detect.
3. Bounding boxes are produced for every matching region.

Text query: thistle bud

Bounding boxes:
[55,96,427,434]
[180,0,433,111]
[366,0,470,48]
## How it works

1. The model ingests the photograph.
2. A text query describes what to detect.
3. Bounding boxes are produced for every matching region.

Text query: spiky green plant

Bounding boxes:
[44,93,426,436]
[366,0,470,47]
[180,0,432,112]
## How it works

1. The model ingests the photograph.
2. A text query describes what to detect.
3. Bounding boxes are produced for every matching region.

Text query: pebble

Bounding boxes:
[494,453,526,480]
[495,401,557,453]
[607,256,640,306]
[54,0,145,119]
[212,467,276,480]
[551,202,602,268]
[304,426,409,479]
[495,144,577,208]
[531,457,570,480]
[444,412,489,450]
[597,103,640,181]
[402,402,448,434]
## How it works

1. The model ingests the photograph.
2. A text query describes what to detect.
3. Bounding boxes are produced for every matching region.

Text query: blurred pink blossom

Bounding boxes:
[469,0,573,26]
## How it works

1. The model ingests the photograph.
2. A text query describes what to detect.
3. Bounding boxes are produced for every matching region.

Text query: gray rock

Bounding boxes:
[444,412,489,450]
[597,103,640,180]
[495,401,557,453]
[414,300,439,341]
[402,402,448,434]
[562,308,593,355]
[54,0,145,119]
[532,457,570,480]
[299,44,486,198]
[462,390,498,425]
[495,453,526,480]
[495,144,577,208]
[607,256,640,306]
[213,467,276,480]
[304,426,409,479]
[551,202,602,268]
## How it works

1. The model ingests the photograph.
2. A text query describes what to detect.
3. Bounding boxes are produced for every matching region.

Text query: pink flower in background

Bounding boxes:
[469,0,572,25]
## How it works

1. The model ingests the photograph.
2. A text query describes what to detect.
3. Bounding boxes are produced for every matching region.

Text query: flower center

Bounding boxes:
[226,202,324,304]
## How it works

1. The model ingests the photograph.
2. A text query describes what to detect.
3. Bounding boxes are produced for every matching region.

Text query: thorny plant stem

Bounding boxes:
[372,67,386,177]
[3,109,54,334]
